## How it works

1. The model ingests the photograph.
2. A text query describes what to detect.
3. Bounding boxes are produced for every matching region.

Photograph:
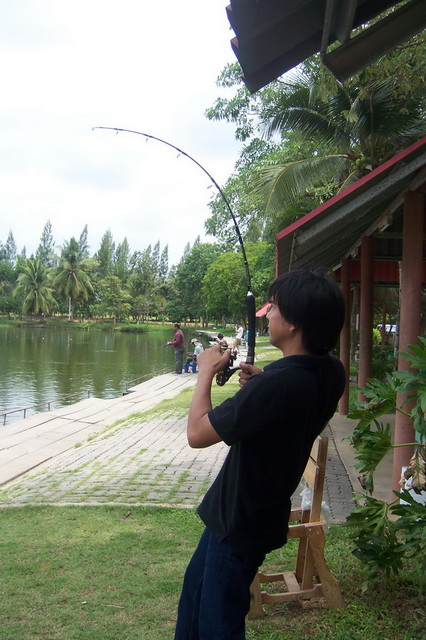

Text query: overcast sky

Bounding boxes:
[0,0,242,267]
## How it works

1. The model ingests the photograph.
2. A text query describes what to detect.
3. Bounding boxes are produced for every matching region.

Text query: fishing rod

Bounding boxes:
[93,126,256,384]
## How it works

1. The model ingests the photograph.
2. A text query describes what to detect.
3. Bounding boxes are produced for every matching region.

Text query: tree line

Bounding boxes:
[0,221,274,326]
[1,31,424,328]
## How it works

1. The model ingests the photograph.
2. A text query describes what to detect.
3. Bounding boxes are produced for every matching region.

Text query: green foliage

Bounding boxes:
[346,340,426,593]
[372,328,381,343]
[353,422,393,495]
[205,47,426,238]
[95,229,115,278]
[13,257,56,316]
[256,73,426,214]
[172,242,222,323]
[348,374,399,430]
[96,275,132,322]
[394,337,426,439]
[4,230,17,264]
[113,237,131,284]
[202,242,274,324]
[346,491,426,592]
[371,344,395,380]
[346,499,405,581]
[35,219,56,266]
[51,237,95,320]
[392,493,426,593]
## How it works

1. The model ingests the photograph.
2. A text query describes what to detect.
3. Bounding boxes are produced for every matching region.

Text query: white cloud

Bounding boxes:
[0,0,241,265]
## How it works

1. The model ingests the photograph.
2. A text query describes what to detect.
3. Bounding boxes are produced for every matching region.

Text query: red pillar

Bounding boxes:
[339,258,351,415]
[358,236,374,398]
[393,191,424,492]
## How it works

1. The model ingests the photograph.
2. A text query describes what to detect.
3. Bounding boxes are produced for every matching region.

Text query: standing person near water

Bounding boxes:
[173,269,346,640]
[233,324,244,354]
[167,323,185,374]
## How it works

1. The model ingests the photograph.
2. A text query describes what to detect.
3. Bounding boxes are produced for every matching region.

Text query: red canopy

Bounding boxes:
[255,302,270,318]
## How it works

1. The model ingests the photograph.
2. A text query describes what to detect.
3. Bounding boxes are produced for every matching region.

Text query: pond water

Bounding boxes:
[0,325,201,423]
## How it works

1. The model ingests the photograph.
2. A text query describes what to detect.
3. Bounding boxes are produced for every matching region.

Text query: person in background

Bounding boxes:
[192,339,205,360]
[216,333,228,349]
[167,323,185,374]
[185,339,204,373]
[233,324,244,354]
[173,269,346,640]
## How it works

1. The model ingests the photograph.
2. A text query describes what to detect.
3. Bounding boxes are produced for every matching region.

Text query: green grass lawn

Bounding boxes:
[0,506,423,640]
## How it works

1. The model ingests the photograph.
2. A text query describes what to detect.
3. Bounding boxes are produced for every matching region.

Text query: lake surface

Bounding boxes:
[0,325,201,423]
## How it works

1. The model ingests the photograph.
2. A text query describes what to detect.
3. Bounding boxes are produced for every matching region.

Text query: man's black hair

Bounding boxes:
[268,269,345,354]
[173,323,180,329]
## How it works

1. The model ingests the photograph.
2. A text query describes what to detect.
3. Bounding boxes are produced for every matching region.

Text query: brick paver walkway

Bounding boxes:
[0,412,355,522]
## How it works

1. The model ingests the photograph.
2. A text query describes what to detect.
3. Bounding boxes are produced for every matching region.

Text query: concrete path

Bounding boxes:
[0,371,391,523]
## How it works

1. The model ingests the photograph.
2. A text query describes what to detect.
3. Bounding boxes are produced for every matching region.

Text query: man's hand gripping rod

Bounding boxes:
[215,292,255,385]
[93,126,256,384]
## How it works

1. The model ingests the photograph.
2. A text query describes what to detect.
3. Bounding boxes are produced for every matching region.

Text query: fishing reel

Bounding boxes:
[215,347,239,386]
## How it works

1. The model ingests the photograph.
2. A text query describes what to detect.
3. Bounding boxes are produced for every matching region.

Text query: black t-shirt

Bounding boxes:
[197,354,346,556]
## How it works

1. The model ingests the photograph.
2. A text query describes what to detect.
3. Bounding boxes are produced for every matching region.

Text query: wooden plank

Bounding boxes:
[283,571,301,592]
[261,584,323,604]
[258,571,284,583]
[302,458,317,488]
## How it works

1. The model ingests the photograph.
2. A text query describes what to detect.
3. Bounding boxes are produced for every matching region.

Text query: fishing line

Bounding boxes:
[123,342,168,365]
[93,126,256,378]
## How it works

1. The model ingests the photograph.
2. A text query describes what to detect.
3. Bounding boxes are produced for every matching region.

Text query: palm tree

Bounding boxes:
[13,258,56,316]
[257,71,426,213]
[51,238,94,321]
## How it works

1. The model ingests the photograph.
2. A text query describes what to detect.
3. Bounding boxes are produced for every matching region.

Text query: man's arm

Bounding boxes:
[187,345,230,449]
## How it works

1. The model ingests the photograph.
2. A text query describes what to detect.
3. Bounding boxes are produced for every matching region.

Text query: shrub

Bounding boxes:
[346,338,426,594]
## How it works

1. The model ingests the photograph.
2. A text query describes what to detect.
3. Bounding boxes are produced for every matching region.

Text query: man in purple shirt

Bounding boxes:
[168,323,185,374]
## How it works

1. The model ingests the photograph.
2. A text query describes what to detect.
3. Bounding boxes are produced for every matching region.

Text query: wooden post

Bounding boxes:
[358,236,374,399]
[339,258,351,415]
[392,191,424,493]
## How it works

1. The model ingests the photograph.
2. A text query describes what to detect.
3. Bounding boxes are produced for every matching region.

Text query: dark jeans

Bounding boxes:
[175,347,185,373]
[174,528,265,640]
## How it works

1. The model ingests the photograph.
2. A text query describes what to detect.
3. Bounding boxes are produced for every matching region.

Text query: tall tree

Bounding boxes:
[257,71,426,214]
[114,238,130,284]
[13,258,56,316]
[152,241,160,278]
[5,231,17,265]
[95,229,115,278]
[159,245,169,282]
[78,224,90,259]
[36,220,56,266]
[182,242,190,261]
[52,238,94,320]
[172,243,223,325]
[97,275,132,323]
[0,259,19,314]
[129,247,156,298]
[202,242,274,324]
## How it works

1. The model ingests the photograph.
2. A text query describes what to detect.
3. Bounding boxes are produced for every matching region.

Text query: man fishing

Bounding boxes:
[167,323,185,374]
[174,268,346,640]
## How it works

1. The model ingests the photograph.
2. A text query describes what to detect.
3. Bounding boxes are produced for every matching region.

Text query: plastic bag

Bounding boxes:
[299,482,330,533]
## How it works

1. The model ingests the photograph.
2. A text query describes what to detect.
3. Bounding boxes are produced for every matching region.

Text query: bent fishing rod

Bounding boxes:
[93,126,256,384]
